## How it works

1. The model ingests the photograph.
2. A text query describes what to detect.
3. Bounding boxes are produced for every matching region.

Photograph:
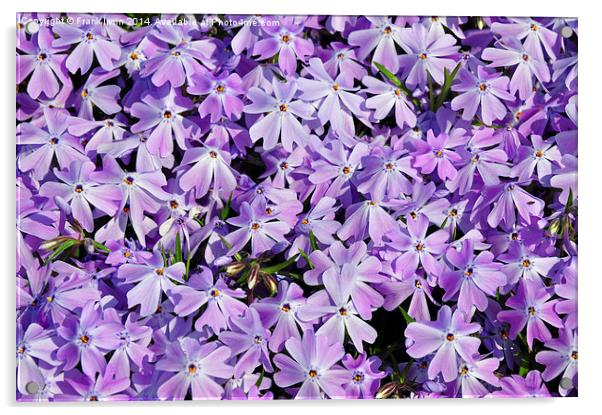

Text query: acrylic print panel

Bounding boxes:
[15,13,578,401]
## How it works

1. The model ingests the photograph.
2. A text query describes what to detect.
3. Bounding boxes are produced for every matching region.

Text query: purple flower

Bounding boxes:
[451,66,515,125]
[497,280,564,349]
[398,23,459,87]
[348,17,406,73]
[245,79,314,151]
[58,368,130,401]
[117,253,185,317]
[53,24,121,74]
[219,307,273,377]
[189,72,245,122]
[179,145,237,199]
[363,75,416,128]
[490,370,551,398]
[253,16,314,75]
[535,328,578,396]
[341,353,386,399]
[511,134,562,182]
[413,129,467,181]
[225,200,291,258]
[273,329,347,399]
[130,86,194,157]
[16,323,59,395]
[440,239,507,313]
[482,39,551,99]
[356,147,419,199]
[405,305,482,382]
[156,338,233,400]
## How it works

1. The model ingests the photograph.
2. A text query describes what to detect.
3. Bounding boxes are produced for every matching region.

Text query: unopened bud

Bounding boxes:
[376,382,399,399]
[39,236,71,251]
[262,273,277,295]
[225,262,245,276]
[247,264,260,290]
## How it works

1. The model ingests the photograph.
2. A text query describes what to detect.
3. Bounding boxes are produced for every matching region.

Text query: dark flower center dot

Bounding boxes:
[301,218,309,225]
[80,335,90,344]
[385,162,394,171]
[130,51,139,60]
[332,83,340,92]
[571,350,578,360]
[281,303,291,312]
[188,364,197,374]
[37,53,47,61]
[383,26,392,34]
[163,110,173,119]
[419,52,428,60]
[17,345,25,354]
[208,150,218,158]
[281,34,290,43]
[342,166,351,175]
[530,24,538,31]
[500,329,509,339]
[479,83,487,91]
[308,369,318,378]
[170,200,179,209]
[435,149,443,158]
[415,243,424,252]
[528,306,536,316]
[81,89,89,98]
[522,54,529,61]
[215,84,225,94]
[123,250,132,258]
[280,162,289,170]
[414,279,422,288]
[460,366,469,375]
[124,176,134,185]
[253,335,263,344]
[446,333,455,341]
[155,268,164,276]
[49,137,59,145]
[464,268,473,277]
[172,50,181,57]
[265,207,273,214]
[210,288,220,298]
[394,88,402,96]
[123,206,130,213]
[338,307,348,316]
[89,395,98,401]
[535,150,545,158]
[449,208,458,217]
[353,371,365,383]
[250,222,261,230]
[409,211,417,219]
[279,103,288,112]
[74,184,84,193]
[337,52,345,60]
[85,32,94,40]
[522,259,531,268]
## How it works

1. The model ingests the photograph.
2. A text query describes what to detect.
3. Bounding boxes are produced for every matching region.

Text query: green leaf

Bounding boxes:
[175,232,183,263]
[261,254,299,274]
[309,230,319,252]
[565,189,574,213]
[161,244,167,266]
[398,306,415,324]
[298,248,314,269]
[45,240,77,263]
[433,62,462,110]
[220,193,233,220]
[92,240,110,253]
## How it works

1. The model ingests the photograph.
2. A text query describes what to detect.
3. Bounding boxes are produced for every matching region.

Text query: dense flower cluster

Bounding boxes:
[16,14,578,401]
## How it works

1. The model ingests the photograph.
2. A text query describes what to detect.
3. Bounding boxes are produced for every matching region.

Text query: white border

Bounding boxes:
[2,1,600,414]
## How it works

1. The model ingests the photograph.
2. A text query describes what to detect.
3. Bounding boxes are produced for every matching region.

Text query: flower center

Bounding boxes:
[530,24,538,31]
[74,184,84,193]
[415,243,424,252]
[210,288,220,298]
[332,83,340,92]
[522,53,529,62]
[383,26,392,35]
[281,34,290,43]
[435,149,443,158]
[571,350,578,360]
[208,150,218,158]
[279,103,288,112]
[215,84,225,94]
[253,335,263,344]
[308,369,318,378]
[280,161,289,170]
[464,268,473,277]
[460,366,469,375]
[155,268,164,276]
[89,395,98,401]
[124,176,134,185]
[170,200,179,209]
[85,32,94,40]
[37,53,47,61]
[535,150,545,158]
[172,50,181,57]
[17,345,25,354]
[80,335,90,344]
[81,89,89,98]
[419,52,428,60]
[123,250,132,258]
[342,166,351,175]
[385,162,395,171]
[338,307,348,316]
[337,52,345,60]
[414,279,422,288]
[163,110,173,119]
[479,83,487,92]
[49,137,59,145]
[471,154,479,165]
[449,208,458,217]
[528,306,536,316]
[280,303,291,313]
[353,371,365,383]
[446,333,455,342]
[409,211,417,219]
[394,88,402,96]
[250,222,261,231]
[188,364,197,374]
[130,51,139,60]
[522,259,531,268]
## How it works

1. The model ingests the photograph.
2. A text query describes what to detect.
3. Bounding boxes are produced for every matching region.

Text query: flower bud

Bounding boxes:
[376,382,399,399]
[247,263,260,290]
